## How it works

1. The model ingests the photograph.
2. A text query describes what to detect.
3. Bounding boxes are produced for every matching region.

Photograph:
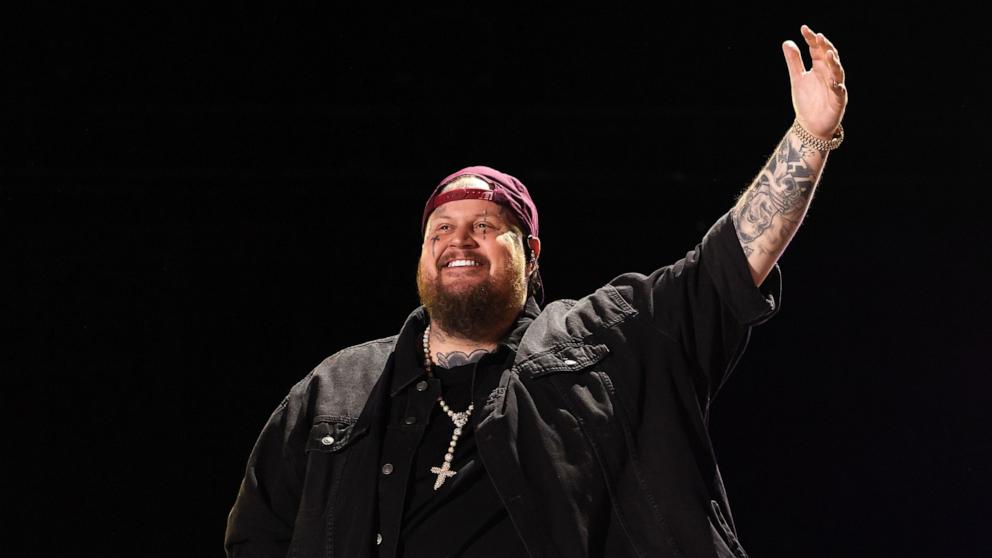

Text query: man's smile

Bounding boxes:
[445,259,483,268]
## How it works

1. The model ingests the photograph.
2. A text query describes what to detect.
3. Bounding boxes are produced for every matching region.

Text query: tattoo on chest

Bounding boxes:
[436,349,491,368]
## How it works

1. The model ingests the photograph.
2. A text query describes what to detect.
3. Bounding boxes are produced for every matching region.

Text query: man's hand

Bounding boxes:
[783,24,848,139]
[731,25,850,287]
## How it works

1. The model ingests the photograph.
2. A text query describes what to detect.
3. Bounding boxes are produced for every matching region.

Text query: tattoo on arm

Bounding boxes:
[436,349,491,368]
[731,131,822,258]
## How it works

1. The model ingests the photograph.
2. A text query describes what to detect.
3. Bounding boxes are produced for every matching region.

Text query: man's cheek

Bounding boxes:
[426,235,441,259]
[417,256,435,279]
[496,231,520,251]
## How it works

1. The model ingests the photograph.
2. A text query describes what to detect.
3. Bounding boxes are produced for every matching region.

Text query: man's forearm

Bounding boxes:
[731,126,828,286]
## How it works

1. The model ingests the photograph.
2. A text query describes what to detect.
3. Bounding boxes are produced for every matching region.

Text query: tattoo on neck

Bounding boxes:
[436,349,491,368]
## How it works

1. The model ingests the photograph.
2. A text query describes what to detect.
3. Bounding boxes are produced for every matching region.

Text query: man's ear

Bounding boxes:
[527,235,542,263]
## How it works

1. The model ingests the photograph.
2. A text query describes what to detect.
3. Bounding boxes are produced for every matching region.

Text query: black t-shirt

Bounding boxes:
[376,339,527,558]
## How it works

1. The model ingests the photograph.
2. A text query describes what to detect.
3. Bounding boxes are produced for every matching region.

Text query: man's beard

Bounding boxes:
[416,257,527,341]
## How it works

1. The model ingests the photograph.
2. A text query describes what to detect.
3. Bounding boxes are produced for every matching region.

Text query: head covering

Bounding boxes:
[420,165,539,240]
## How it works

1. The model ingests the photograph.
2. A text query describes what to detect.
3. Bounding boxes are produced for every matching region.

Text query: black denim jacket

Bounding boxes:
[226,210,782,558]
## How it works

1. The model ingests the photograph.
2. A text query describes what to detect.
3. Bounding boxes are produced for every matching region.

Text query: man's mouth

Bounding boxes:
[443,259,483,269]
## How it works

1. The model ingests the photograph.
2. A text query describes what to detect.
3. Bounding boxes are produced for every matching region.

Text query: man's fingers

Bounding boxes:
[782,40,805,85]
[819,33,840,60]
[828,50,846,85]
[789,26,847,93]
[799,25,840,62]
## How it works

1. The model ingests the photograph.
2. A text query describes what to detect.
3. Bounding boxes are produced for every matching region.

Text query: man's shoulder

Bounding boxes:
[285,334,400,419]
[318,334,398,365]
[521,286,642,351]
[541,282,640,326]
[311,334,398,380]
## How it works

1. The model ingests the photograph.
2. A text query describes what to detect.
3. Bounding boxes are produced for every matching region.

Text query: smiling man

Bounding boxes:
[415,173,540,353]
[226,24,848,558]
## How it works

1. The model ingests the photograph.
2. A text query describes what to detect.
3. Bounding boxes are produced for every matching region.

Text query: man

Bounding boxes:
[226,24,847,558]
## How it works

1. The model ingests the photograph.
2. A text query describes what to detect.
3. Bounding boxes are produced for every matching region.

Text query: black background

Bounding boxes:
[5,5,990,557]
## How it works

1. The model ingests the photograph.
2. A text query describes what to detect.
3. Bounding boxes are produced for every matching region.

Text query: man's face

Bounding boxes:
[416,179,529,337]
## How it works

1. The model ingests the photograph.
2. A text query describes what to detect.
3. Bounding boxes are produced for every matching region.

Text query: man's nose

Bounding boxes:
[450,224,479,247]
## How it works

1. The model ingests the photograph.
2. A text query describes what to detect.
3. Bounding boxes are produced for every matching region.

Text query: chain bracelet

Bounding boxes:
[791,119,844,151]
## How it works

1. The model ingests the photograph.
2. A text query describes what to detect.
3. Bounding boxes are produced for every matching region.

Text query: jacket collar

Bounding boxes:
[389,295,542,396]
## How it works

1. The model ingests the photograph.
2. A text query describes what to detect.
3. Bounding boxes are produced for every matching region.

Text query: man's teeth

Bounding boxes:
[446,259,481,268]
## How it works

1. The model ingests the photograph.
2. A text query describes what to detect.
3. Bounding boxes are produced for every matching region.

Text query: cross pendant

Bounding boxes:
[430,462,457,490]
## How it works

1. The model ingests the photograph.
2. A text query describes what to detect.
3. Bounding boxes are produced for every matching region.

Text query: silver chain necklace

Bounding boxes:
[422,324,474,490]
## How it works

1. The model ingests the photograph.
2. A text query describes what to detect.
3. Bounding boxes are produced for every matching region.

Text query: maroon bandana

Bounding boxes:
[421,165,539,239]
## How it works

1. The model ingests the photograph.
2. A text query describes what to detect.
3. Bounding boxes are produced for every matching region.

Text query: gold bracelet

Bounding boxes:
[791,119,844,151]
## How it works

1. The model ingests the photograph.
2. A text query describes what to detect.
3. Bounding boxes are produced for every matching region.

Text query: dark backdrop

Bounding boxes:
[5,5,989,557]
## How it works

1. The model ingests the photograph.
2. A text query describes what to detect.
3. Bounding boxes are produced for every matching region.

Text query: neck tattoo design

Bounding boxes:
[422,323,474,490]
[437,349,490,368]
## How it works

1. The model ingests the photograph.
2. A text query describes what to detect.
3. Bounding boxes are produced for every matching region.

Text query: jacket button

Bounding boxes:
[404,416,417,425]
[320,436,335,445]
[415,380,429,391]
[563,359,578,366]
[377,533,383,545]
[381,463,394,475]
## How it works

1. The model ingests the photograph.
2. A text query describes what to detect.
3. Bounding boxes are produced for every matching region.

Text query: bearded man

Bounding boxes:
[226,24,847,558]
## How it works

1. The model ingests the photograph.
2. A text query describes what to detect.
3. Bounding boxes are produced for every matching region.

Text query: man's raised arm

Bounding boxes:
[731,24,848,287]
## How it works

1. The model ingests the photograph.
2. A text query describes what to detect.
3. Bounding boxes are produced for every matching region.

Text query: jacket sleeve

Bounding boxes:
[608,210,782,404]
[224,383,310,558]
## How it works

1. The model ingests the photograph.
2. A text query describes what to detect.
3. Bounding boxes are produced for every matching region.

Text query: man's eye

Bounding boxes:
[437,224,451,231]
[475,222,492,230]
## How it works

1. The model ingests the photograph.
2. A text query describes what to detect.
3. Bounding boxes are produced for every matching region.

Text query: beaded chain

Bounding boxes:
[422,324,474,490]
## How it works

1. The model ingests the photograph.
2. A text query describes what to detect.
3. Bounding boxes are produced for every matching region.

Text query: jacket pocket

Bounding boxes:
[523,343,611,378]
[305,415,366,453]
[710,500,748,558]
[298,416,363,516]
